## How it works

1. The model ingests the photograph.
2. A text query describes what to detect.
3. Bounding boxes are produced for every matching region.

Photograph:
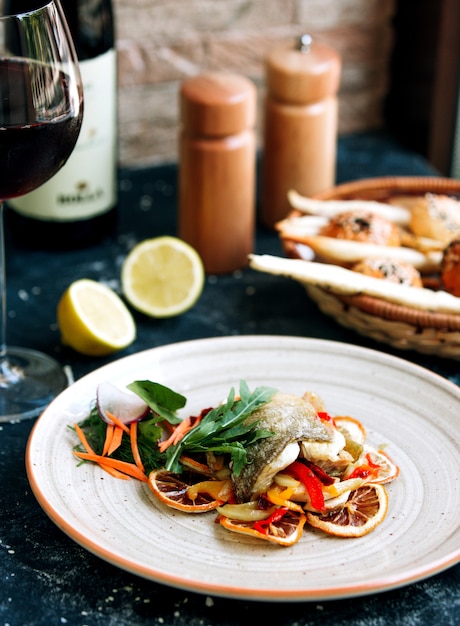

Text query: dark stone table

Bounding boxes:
[1,131,459,625]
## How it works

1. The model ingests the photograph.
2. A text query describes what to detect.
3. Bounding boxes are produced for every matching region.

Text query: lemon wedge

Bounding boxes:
[57,279,136,356]
[121,236,205,318]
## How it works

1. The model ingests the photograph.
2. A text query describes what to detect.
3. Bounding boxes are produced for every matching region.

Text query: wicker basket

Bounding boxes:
[284,176,460,360]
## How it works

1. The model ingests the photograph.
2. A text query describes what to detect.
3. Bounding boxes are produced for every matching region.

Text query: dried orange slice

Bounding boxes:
[306,483,388,538]
[334,415,367,444]
[363,447,400,484]
[219,509,307,546]
[148,469,231,512]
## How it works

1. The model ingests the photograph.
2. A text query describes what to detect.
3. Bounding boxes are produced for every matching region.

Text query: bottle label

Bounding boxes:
[10,49,117,221]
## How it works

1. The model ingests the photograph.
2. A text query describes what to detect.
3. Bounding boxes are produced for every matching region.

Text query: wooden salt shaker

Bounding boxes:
[178,72,257,274]
[261,35,341,228]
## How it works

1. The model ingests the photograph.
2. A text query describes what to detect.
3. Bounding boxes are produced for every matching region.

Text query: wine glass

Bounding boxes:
[0,0,83,421]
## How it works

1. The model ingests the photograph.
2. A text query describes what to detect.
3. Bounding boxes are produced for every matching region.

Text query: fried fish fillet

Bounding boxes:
[232,393,334,502]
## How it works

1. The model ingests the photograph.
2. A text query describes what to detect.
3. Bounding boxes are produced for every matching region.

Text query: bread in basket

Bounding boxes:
[250,176,460,359]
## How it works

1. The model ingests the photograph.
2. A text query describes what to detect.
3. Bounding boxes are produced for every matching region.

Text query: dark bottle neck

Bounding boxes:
[6,0,115,60]
[60,0,115,60]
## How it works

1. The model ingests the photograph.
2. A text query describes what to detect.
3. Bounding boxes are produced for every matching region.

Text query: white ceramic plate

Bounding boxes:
[26,336,460,601]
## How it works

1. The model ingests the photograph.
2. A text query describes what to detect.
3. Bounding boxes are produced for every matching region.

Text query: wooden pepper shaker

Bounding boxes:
[178,72,257,274]
[261,35,341,228]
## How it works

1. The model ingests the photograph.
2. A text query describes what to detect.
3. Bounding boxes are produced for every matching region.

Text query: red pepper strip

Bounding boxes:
[347,454,382,480]
[302,459,335,486]
[365,452,381,469]
[286,461,326,513]
[317,411,335,424]
[347,464,378,480]
[253,507,289,535]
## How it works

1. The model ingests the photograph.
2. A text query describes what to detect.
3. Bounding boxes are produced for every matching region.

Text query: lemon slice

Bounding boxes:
[57,279,136,356]
[121,236,205,318]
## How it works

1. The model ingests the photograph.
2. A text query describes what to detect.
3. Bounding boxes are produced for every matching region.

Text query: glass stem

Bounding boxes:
[0,202,7,366]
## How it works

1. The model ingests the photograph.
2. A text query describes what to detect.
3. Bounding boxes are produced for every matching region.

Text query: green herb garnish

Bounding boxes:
[127,380,186,424]
[73,379,276,477]
[164,380,276,475]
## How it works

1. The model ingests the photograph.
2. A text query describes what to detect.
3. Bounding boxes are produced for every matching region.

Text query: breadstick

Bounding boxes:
[279,233,441,273]
[248,254,460,314]
[288,190,411,226]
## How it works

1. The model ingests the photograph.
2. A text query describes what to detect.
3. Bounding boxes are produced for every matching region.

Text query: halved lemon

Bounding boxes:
[306,483,389,537]
[57,279,136,356]
[121,236,205,318]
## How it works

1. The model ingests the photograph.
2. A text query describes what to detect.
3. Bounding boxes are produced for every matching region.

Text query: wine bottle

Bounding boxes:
[6,0,118,249]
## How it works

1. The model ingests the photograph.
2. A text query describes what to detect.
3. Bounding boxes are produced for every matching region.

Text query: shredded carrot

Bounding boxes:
[105,410,130,434]
[162,420,175,435]
[73,451,148,482]
[74,424,129,479]
[106,425,124,456]
[99,463,131,480]
[158,415,204,453]
[102,423,115,456]
[130,421,145,473]
[74,422,96,454]
[158,417,191,452]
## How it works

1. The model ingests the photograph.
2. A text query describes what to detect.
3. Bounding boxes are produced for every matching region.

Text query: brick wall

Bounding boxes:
[114,0,397,166]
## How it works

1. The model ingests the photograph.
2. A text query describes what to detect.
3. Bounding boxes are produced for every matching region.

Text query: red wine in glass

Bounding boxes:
[0,60,82,198]
[0,1,83,420]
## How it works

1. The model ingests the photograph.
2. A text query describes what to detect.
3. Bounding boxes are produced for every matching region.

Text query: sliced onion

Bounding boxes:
[216,502,275,522]
[273,473,301,488]
[323,477,365,498]
[96,381,149,424]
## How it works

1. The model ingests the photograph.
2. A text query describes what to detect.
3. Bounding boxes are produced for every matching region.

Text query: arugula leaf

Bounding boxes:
[127,380,185,424]
[165,381,277,474]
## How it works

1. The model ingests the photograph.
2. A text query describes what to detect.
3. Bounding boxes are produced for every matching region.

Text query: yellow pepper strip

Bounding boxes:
[187,479,233,503]
[266,485,304,513]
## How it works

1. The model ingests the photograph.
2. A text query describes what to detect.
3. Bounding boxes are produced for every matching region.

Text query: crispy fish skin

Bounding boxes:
[232,393,333,502]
